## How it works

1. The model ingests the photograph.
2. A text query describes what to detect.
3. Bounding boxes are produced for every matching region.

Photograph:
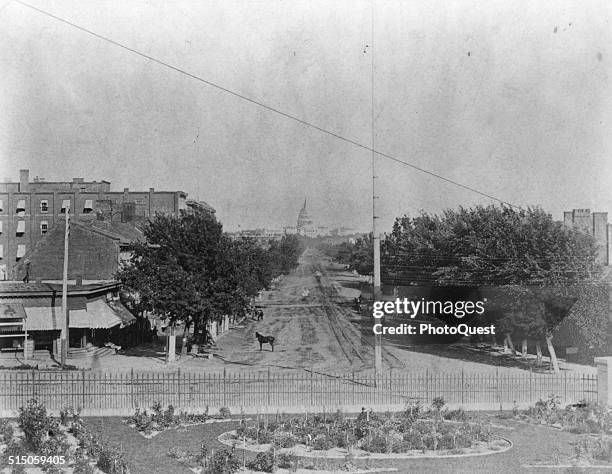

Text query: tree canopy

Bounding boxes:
[118,211,302,331]
[382,205,602,371]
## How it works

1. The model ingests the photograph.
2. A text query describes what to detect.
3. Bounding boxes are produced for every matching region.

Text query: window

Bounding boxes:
[0,221,2,233]
[16,220,25,234]
[40,221,48,235]
[16,199,26,217]
[0,200,3,212]
[84,199,93,213]
[61,200,70,213]
[17,244,26,259]
[40,200,49,213]
[0,244,3,258]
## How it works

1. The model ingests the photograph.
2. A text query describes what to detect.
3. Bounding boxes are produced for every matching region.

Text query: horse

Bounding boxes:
[255,332,275,351]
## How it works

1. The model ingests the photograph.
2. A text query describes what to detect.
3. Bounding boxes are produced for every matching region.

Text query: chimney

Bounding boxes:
[19,169,29,192]
[149,188,154,193]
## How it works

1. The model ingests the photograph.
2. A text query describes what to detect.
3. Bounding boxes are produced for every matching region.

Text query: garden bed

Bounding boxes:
[0,399,129,473]
[217,401,512,461]
[497,395,612,435]
[123,403,244,438]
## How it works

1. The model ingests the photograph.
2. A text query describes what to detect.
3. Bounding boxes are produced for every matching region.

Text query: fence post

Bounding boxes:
[594,357,612,406]
[31,369,36,400]
[81,369,86,410]
[461,369,464,405]
[496,368,501,410]
[425,369,429,404]
[223,368,227,407]
[267,368,271,407]
[177,368,181,408]
[130,368,135,409]
[310,370,314,407]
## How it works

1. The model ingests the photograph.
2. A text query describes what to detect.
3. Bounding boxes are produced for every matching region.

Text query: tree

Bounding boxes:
[383,205,601,372]
[118,210,304,362]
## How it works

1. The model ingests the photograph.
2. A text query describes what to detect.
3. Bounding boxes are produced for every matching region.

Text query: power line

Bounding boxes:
[15,0,518,209]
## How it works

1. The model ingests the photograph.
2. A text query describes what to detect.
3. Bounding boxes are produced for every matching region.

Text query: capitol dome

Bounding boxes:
[296,198,314,233]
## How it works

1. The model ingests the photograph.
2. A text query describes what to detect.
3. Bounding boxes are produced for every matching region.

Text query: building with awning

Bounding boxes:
[0,280,135,360]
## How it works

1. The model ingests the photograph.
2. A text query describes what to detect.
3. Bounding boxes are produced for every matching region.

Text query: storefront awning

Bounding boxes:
[0,303,26,320]
[24,299,136,330]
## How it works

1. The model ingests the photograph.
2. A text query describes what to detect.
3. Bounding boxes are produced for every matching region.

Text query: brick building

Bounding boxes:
[563,209,611,266]
[0,169,212,279]
[12,220,144,282]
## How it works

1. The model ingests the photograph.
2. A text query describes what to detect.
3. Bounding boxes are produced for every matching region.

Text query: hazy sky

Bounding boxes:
[1,0,611,232]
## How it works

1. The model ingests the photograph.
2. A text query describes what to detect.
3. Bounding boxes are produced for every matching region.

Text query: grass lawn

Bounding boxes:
[83,413,609,474]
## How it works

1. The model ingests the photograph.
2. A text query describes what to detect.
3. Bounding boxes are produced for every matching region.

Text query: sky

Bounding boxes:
[1,0,611,232]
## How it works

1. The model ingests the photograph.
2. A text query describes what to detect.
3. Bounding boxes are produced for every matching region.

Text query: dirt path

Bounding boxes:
[214,248,389,373]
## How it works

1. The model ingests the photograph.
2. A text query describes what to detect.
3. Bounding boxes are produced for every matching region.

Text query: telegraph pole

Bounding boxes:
[60,202,70,368]
[371,0,383,375]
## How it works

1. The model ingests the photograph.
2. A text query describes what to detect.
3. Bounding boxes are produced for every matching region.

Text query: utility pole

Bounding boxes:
[60,202,70,368]
[371,0,382,375]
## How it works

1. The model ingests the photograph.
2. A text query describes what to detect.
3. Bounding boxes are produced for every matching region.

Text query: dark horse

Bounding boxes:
[255,332,275,351]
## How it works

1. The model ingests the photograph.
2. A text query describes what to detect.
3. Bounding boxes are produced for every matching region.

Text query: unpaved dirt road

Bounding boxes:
[214,248,406,373]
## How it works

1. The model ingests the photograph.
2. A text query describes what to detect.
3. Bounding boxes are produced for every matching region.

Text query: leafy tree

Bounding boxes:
[383,205,601,372]
[119,210,303,361]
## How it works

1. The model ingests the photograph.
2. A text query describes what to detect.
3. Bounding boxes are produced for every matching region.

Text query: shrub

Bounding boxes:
[97,445,129,474]
[247,449,276,473]
[60,406,82,427]
[0,419,14,443]
[40,434,71,458]
[73,454,96,474]
[276,452,298,469]
[272,431,299,448]
[219,407,232,418]
[432,397,446,412]
[312,434,332,451]
[207,448,241,474]
[18,399,58,451]
[444,408,468,422]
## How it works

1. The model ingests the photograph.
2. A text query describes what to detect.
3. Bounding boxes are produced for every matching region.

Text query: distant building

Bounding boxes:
[293,199,329,237]
[186,199,216,215]
[0,170,213,279]
[563,209,610,265]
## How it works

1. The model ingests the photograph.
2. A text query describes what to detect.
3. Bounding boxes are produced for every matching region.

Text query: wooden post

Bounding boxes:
[461,369,464,405]
[267,367,271,407]
[60,203,70,368]
[223,368,227,407]
[131,368,135,409]
[82,369,86,410]
[310,369,314,407]
[177,368,181,408]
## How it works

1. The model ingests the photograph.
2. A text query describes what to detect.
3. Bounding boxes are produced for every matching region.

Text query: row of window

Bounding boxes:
[0,199,94,214]
[0,244,26,259]
[0,221,48,235]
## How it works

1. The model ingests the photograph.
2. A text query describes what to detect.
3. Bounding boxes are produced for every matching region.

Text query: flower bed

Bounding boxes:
[123,403,241,438]
[0,399,129,474]
[219,401,511,461]
[501,394,612,435]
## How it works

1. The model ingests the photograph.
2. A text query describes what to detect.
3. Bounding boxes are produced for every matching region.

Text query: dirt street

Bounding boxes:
[214,248,402,373]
